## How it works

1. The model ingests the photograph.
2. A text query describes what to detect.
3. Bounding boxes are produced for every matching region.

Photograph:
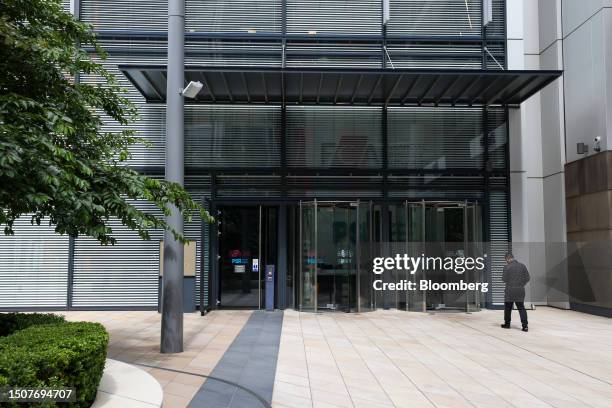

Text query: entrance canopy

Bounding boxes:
[119,65,561,107]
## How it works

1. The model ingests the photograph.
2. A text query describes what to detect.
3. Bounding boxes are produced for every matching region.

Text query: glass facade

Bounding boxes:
[0,0,512,311]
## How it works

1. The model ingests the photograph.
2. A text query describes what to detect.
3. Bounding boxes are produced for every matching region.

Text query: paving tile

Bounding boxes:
[64,307,612,408]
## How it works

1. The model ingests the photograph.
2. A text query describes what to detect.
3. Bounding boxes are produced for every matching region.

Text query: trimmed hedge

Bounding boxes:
[0,312,66,337]
[0,319,109,408]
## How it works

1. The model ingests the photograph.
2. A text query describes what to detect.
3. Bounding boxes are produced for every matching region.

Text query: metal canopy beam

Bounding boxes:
[119,65,562,107]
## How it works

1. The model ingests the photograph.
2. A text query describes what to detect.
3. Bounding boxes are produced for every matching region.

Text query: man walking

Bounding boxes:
[501,253,530,332]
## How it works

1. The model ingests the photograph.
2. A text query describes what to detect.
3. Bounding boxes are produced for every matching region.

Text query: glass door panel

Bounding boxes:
[406,201,426,312]
[299,201,365,312]
[316,203,356,312]
[218,206,261,308]
[299,201,317,311]
[357,201,374,312]
[466,203,483,312]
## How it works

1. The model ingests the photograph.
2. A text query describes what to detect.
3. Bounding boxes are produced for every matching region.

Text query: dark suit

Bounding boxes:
[502,260,530,327]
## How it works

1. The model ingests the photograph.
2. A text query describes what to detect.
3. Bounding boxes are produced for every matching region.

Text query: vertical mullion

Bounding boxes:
[281,107,287,197]
[382,107,388,198]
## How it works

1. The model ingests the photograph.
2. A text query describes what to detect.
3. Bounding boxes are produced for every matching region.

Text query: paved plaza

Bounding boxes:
[63,308,612,408]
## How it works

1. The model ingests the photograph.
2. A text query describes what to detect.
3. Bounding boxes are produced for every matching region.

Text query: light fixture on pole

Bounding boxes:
[181,81,203,99]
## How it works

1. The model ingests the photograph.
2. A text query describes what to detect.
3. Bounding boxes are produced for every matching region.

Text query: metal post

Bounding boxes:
[161,0,185,354]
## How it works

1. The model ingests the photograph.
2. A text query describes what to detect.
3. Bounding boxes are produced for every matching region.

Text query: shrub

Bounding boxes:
[0,322,109,408]
[0,313,66,337]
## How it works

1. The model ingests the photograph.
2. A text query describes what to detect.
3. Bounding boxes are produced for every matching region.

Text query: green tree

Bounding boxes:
[0,0,211,244]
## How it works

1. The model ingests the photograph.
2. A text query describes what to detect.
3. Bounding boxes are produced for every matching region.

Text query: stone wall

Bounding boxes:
[565,151,612,315]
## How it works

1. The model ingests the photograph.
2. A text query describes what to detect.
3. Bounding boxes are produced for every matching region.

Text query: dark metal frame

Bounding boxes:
[119,65,561,107]
[44,0,513,313]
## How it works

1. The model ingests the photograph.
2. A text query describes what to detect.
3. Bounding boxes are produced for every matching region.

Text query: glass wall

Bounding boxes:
[298,201,369,312]
[297,200,484,313]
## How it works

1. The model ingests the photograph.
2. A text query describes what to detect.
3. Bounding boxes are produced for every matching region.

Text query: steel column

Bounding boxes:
[161,0,185,354]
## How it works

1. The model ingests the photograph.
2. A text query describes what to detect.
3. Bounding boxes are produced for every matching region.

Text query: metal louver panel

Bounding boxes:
[72,201,163,308]
[388,107,484,170]
[286,175,383,199]
[186,0,282,33]
[484,42,506,70]
[215,175,282,198]
[0,219,69,309]
[186,41,282,67]
[81,49,167,167]
[81,0,168,31]
[387,190,484,200]
[286,0,381,35]
[186,106,281,168]
[487,108,508,170]
[286,107,382,168]
[489,190,510,305]
[285,43,381,68]
[486,0,506,37]
[385,42,483,69]
[386,0,482,37]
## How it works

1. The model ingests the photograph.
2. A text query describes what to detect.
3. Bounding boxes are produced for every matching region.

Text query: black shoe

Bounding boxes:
[501,324,510,329]
[522,327,528,332]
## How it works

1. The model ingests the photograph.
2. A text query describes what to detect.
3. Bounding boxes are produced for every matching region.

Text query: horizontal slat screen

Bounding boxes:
[484,42,506,69]
[487,0,506,38]
[386,0,482,37]
[385,42,483,69]
[215,175,282,198]
[286,0,381,35]
[0,219,69,308]
[186,41,282,67]
[388,107,484,169]
[72,201,163,308]
[81,0,168,31]
[286,107,383,168]
[285,43,382,68]
[186,106,281,168]
[490,190,510,305]
[286,175,384,198]
[488,108,508,169]
[82,50,167,167]
[186,0,282,33]
[82,0,505,39]
[387,190,485,200]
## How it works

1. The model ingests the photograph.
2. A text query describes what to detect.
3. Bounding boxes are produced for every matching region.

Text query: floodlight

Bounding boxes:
[181,81,203,98]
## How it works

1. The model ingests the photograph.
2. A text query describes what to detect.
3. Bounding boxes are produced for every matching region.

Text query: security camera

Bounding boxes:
[181,81,203,99]
[594,136,602,152]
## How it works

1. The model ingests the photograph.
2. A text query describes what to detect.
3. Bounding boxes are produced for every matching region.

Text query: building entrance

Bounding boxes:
[296,200,483,313]
[297,201,373,312]
[385,201,484,312]
[217,206,277,309]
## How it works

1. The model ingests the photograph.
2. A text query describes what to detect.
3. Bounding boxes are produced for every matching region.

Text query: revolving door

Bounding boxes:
[296,200,484,313]
[386,201,484,313]
[298,200,373,312]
